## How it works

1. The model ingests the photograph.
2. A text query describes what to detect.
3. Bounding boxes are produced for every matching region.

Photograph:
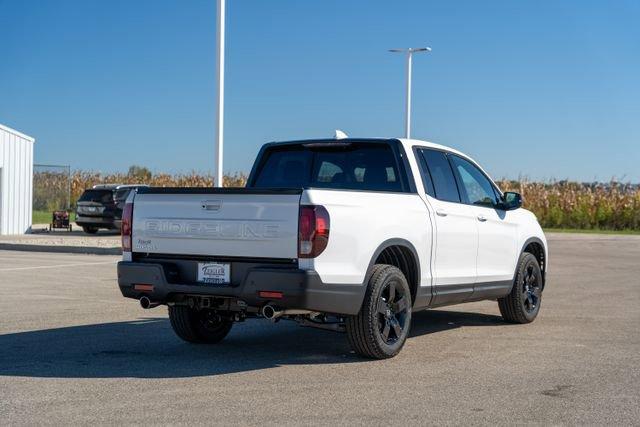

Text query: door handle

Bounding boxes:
[436,209,448,217]
[477,214,487,222]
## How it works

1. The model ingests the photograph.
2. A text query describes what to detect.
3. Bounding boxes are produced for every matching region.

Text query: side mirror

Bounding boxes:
[500,191,522,210]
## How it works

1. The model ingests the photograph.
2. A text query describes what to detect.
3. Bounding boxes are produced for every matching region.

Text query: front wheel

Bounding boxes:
[346,264,412,359]
[498,252,543,323]
[168,306,233,344]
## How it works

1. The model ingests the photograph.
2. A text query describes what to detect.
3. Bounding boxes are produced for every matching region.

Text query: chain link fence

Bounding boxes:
[33,165,71,222]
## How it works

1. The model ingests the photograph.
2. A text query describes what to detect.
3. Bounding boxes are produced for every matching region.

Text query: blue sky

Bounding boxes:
[1,0,639,181]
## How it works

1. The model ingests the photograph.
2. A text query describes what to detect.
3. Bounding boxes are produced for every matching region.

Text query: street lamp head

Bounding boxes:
[389,47,432,53]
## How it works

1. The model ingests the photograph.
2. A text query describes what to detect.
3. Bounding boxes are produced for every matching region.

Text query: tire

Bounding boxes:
[498,252,543,324]
[82,226,99,234]
[168,305,233,344]
[346,264,412,359]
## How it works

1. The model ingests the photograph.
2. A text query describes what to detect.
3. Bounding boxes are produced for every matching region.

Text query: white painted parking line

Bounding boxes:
[0,260,117,272]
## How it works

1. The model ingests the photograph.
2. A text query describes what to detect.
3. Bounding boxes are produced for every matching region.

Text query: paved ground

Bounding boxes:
[0,234,638,425]
[1,225,119,246]
[0,226,120,255]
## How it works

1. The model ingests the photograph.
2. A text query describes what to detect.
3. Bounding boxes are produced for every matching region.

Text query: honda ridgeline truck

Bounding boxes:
[117,138,547,359]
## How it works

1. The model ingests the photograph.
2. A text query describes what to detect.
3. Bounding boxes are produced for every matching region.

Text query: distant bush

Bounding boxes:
[127,165,152,182]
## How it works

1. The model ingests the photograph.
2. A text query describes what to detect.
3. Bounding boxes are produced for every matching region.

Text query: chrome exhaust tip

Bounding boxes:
[262,305,314,320]
[262,304,278,320]
[139,296,159,309]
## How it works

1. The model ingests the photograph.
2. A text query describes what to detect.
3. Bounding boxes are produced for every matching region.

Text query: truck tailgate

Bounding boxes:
[131,189,301,259]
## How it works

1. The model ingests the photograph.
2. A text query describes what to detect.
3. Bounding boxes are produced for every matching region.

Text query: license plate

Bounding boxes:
[86,207,97,212]
[197,262,230,285]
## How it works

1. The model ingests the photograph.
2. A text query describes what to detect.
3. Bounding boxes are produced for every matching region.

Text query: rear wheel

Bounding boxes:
[168,306,233,344]
[346,264,412,359]
[82,226,99,234]
[498,252,543,323]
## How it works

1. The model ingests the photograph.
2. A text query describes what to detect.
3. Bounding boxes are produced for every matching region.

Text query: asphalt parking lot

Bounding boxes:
[1,233,638,425]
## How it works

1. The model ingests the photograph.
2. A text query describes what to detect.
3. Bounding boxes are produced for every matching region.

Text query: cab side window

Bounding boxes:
[417,149,461,203]
[449,155,500,207]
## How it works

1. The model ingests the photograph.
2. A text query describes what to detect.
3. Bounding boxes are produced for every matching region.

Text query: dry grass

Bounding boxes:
[69,170,248,204]
[496,180,640,231]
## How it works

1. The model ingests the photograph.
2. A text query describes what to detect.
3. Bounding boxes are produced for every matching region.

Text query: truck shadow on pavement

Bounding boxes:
[0,310,505,379]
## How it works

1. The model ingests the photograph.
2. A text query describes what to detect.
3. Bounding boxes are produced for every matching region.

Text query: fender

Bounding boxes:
[512,236,547,290]
[361,238,428,309]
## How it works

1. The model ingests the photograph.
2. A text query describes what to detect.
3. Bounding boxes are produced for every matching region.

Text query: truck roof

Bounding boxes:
[267,137,464,154]
[266,137,470,162]
[264,137,498,192]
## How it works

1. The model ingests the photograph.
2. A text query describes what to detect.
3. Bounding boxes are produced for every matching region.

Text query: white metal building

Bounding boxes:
[0,124,35,235]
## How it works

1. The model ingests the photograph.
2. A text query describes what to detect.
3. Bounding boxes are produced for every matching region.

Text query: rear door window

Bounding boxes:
[415,149,435,197]
[114,189,132,202]
[418,149,461,203]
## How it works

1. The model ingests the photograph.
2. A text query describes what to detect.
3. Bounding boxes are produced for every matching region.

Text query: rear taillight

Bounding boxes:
[121,202,133,252]
[298,205,330,258]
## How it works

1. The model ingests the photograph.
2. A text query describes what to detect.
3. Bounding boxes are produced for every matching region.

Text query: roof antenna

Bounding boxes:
[334,129,349,140]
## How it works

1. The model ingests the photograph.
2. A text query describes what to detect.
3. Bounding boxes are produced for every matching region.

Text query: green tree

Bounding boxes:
[127,165,152,182]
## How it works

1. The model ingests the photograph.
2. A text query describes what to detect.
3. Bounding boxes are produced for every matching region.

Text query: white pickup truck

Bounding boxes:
[118,138,547,358]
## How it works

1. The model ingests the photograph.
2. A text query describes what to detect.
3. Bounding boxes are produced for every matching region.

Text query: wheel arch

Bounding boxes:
[365,239,421,306]
[519,237,547,288]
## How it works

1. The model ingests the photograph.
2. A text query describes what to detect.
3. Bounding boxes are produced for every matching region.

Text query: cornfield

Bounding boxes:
[34,169,640,231]
[69,171,248,204]
[496,180,640,231]
[33,170,70,211]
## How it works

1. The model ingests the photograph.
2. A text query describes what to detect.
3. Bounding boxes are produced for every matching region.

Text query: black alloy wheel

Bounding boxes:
[346,264,413,359]
[498,252,543,324]
[377,280,410,345]
[522,262,542,314]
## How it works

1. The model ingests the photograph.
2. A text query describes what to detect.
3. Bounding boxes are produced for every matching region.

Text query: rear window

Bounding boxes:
[252,143,405,192]
[78,189,114,203]
[418,149,461,203]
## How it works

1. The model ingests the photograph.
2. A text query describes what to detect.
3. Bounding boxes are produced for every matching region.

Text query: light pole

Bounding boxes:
[214,0,226,187]
[389,47,431,139]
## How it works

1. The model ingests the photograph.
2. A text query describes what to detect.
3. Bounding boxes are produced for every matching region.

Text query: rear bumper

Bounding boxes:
[117,261,365,315]
[76,215,119,228]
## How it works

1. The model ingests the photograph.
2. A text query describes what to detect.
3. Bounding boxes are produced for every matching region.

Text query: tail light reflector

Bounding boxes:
[298,205,330,258]
[121,202,133,252]
[259,291,283,299]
